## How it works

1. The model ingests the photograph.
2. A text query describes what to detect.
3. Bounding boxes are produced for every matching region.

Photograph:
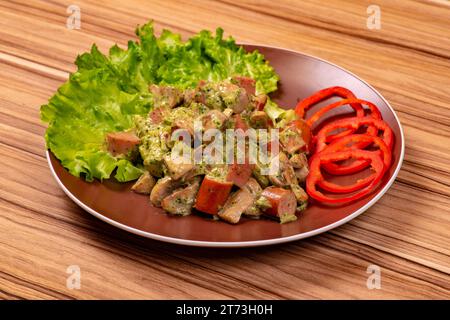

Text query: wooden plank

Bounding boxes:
[0,0,449,299]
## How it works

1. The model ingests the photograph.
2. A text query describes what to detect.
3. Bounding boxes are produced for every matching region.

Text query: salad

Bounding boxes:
[112,77,310,224]
[41,21,308,224]
[41,21,395,225]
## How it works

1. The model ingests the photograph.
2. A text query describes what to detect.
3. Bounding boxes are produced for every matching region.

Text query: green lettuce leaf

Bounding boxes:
[264,99,296,128]
[157,28,279,93]
[41,21,279,182]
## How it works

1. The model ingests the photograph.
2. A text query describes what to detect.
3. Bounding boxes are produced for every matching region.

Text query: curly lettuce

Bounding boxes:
[41,21,279,182]
[264,99,297,128]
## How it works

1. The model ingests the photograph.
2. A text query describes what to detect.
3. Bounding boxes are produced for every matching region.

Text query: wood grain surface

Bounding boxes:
[0,0,449,299]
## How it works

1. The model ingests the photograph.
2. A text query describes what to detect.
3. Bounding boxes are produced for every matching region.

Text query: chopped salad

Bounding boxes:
[107,77,310,224]
[41,21,395,225]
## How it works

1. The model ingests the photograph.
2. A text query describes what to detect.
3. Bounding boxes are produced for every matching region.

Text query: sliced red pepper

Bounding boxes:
[321,134,391,176]
[314,117,393,176]
[295,86,362,118]
[306,98,381,144]
[306,149,385,204]
[295,87,363,140]
[316,134,391,192]
[316,117,394,152]
[306,98,363,126]
[328,99,381,145]
[195,176,233,215]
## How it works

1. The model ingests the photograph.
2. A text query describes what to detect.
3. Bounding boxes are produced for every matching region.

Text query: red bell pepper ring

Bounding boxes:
[295,86,362,119]
[306,98,363,127]
[306,149,385,204]
[316,117,394,152]
[321,134,391,176]
[317,134,391,192]
[195,176,233,215]
[307,98,382,144]
[315,117,393,175]
[295,87,363,141]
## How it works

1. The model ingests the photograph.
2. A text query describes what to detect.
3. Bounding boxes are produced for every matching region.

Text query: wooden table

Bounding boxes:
[1,0,449,299]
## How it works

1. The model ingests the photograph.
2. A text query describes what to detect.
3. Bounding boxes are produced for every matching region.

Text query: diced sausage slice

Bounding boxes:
[244,206,262,217]
[233,114,249,132]
[295,166,309,183]
[283,165,298,186]
[233,89,250,114]
[294,119,312,152]
[290,183,308,203]
[131,171,156,194]
[268,171,284,188]
[289,153,308,169]
[145,161,165,178]
[195,176,233,215]
[252,163,270,188]
[226,118,253,187]
[164,154,194,180]
[171,119,194,137]
[232,76,256,96]
[269,152,298,187]
[219,82,250,113]
[243,177,262,195]
[250,110,270,128]
[279,122,306,154]
[223,108,234,118]
[253,94,267,111]
[150,176,183,207]
[260,186,297,223]
[149,84,184,109]
[228,88,250,114]
[106,131,140,156]
[149,107,168,124]
[183,88,196,105]
[226,160,253,188]
[161,178,201,216]
[199,110,228,131]
[242,178,263,217]
[191,79,209,105]
[218,188,254,224]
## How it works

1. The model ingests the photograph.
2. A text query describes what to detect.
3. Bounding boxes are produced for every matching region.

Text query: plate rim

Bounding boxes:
[46,43,405,248]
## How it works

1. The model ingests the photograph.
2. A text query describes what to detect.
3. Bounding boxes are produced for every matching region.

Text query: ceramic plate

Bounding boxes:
[47,44,405,247]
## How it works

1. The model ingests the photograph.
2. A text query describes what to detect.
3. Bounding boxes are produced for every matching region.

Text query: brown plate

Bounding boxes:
[47,44,405,247]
